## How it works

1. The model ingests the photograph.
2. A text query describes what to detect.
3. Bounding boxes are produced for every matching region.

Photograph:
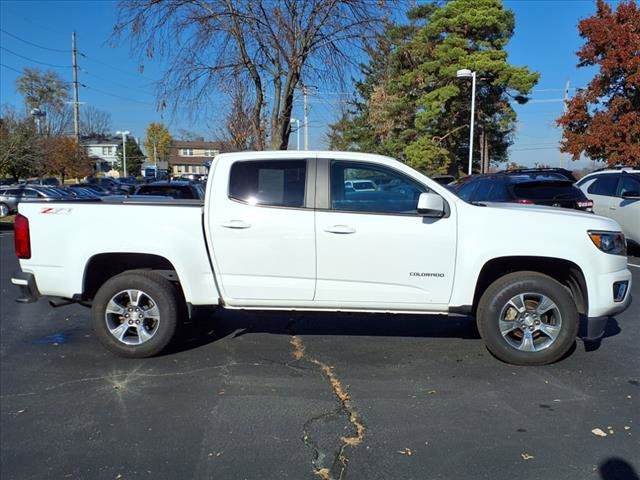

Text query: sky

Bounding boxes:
[0,0,625,168]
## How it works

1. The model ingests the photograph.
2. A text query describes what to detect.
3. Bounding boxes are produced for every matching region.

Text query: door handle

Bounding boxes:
[324,225,356,234]
[220,220,252,229]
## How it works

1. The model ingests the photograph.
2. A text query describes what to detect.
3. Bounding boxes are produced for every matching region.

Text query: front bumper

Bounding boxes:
[11,271,41,303]
[579,267,632,341]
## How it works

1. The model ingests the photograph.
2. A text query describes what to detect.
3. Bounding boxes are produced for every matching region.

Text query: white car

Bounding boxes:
[344,179,377,191]
[576,168,640,246]
[11,151,632,365]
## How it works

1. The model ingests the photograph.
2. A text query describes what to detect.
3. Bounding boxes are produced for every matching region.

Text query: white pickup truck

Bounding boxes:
[12,151,632,365]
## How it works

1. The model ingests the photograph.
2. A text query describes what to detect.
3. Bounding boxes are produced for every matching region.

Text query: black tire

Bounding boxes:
[92,270,180,358]
[476,271,579,365]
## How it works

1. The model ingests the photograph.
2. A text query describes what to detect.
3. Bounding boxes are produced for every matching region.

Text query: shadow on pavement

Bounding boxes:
[168,308,481,355]
[599,457,639,480]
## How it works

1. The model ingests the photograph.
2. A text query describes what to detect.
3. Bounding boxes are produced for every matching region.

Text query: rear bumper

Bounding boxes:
[11,271,41,303]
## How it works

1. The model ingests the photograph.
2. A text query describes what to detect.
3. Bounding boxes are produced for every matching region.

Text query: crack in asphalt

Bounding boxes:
[290,335,365,480]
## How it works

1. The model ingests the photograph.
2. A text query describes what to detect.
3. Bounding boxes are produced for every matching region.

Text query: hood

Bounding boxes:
[469,201,623,231]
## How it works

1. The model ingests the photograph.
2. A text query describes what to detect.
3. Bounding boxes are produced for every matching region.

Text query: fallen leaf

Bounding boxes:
[427,390,437,395]
[591,428,607,437]
[521,452,535,460]
[397,448,413,456]
[624,426,631,431]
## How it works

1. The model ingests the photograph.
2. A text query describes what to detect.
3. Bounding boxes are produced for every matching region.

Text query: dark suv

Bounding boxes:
[134,181,205,199]
[454,173,593,212]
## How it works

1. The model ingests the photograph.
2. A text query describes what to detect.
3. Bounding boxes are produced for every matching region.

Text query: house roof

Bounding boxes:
[171,140,225,150]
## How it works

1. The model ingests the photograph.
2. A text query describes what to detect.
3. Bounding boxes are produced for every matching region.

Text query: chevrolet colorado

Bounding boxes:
[11,151,632,364]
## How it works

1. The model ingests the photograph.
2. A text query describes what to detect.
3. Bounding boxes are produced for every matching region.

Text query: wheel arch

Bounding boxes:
[82,252,185,302]
[472,256,588,315]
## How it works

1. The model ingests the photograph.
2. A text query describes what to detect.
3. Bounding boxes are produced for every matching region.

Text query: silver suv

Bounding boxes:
[0,186,67,217]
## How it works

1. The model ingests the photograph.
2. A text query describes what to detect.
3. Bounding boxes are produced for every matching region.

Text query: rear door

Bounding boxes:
[208,157,316,301]
[585,174,618,216]
[314,158,456,306]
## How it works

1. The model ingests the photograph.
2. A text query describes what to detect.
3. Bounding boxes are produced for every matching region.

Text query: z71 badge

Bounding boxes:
[40,207,73,215]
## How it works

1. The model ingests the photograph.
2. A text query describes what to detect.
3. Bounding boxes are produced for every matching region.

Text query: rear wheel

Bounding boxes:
[92,271,180,358]
[0,203,9,217]
[477,272,578,365]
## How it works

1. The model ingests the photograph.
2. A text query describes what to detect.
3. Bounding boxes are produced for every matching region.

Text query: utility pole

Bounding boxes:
[71,31,80,142]
[560,79,570,168]
[302,86,309,150]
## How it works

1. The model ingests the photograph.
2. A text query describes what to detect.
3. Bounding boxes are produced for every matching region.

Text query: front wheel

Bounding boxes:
[476,272,579,365]
[92,271,180,358]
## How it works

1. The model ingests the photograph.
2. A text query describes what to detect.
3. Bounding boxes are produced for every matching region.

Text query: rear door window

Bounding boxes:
[229,160,307,208]
[587,175,619,197]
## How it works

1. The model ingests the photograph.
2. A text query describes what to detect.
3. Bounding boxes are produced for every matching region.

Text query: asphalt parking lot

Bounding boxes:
[1,226,638,480]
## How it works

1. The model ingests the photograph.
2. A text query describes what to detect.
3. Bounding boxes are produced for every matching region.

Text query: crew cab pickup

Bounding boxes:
[12,152,632,365]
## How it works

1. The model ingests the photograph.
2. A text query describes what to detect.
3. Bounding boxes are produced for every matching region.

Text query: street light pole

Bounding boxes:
[456,69,477,176]
[30,108,46,135]
[290,118,300,150]
[116,130,130,177]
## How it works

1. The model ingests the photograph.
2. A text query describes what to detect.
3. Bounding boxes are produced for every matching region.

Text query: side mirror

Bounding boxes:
[621,191,640,199]
[417,192,445,217]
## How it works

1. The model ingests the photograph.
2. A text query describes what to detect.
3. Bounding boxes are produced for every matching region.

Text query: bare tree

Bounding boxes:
[81,106,113,136]
[113,0,387,150]
[212,81,259,151]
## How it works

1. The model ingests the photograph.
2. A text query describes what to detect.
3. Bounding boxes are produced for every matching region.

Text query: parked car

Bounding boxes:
[86,177,135,194]
[12,151,631,366]
[431,175,456,185]
[576,168,640,246]
[454,173,593,212]
[344,179,377,192]
[25,177,61,187]
[134,181,205,199]
[70,183,112,196]
[179,173,206,182]
[502,167,577,182]
[0,186,66,216]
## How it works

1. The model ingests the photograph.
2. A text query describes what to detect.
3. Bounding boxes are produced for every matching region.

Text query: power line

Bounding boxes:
[79,52,153,81]
[83,84,154,106]
[0,62,23,75]
[0,46,71,69]
[81,69,155,97]
[0,28,70,53]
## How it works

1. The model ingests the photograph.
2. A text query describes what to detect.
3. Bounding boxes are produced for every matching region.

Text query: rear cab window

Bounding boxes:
[229,160,307,208]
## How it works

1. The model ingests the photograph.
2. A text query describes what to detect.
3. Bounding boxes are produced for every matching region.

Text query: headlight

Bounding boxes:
[588,231,626,255]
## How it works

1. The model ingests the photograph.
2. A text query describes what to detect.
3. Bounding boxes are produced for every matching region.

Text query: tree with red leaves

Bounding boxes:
[557,0,640,166]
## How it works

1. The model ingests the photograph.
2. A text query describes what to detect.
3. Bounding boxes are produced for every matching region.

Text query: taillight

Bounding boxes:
[14,214,31,259]
[577,199,593,212]
[514,199,534,204]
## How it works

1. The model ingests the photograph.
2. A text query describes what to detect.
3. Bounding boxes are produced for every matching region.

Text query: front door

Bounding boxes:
[314,159,456,307]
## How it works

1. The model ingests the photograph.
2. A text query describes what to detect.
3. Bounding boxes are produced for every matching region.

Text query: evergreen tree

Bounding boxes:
[116,138,145,177]
[329,0,539,176]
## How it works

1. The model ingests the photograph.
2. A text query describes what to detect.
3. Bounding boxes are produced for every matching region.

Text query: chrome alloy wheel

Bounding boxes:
[498,292,562,352]
[104,289,161,346]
